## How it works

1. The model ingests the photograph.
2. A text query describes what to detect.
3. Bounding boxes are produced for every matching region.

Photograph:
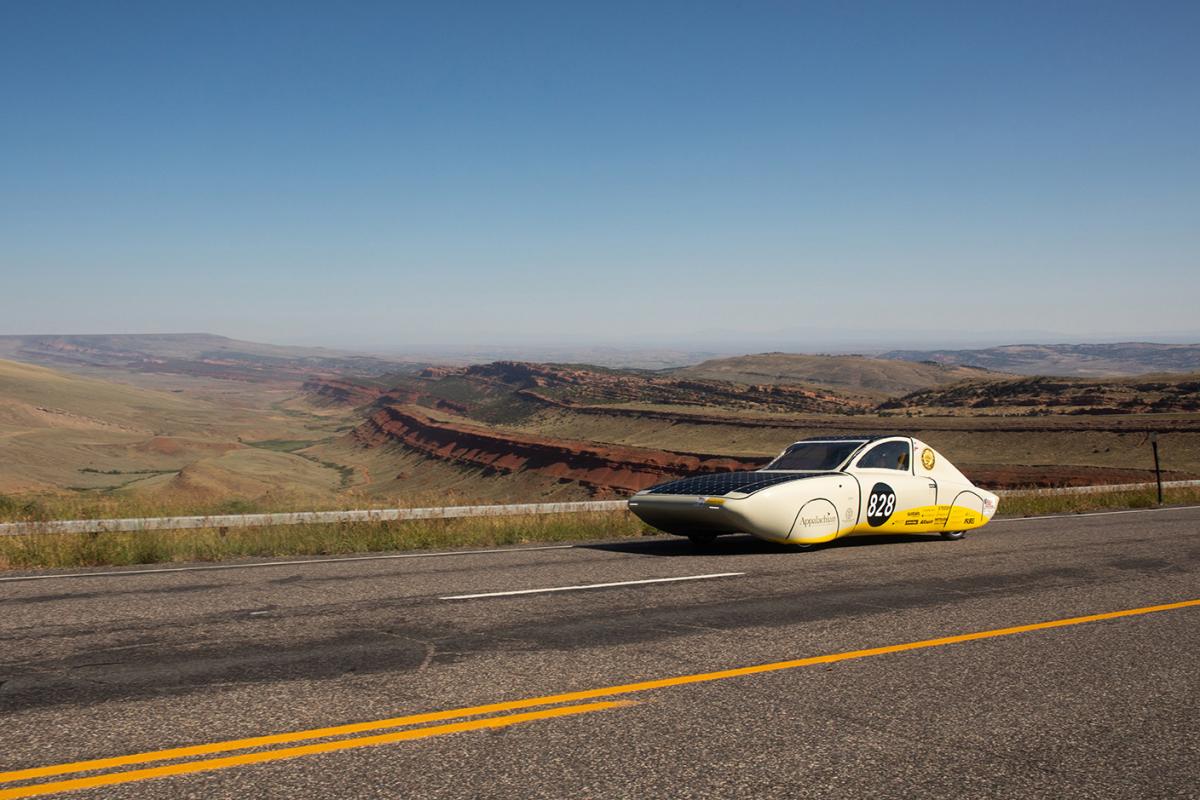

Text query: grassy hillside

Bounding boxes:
[0,358,200,429]
[669,353,1000,397]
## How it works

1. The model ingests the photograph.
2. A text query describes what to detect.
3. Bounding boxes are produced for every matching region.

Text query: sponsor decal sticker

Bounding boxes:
[921,448,936,470]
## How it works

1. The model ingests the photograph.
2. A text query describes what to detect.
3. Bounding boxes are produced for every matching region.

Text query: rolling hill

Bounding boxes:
[668,353,1002,397]
[0,358,356,498]
[883,342,1200,377]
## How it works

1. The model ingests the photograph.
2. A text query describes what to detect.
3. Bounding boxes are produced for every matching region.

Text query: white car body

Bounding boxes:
[628,436,999,546]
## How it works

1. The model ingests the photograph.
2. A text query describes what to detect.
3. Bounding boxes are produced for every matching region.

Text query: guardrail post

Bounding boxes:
[1150,432,1163,505]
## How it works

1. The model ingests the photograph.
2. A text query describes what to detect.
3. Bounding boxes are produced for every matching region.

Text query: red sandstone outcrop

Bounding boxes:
[350,405,768,496]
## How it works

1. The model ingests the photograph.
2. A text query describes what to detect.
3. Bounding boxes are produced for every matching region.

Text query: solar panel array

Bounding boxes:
[645,471,820,497]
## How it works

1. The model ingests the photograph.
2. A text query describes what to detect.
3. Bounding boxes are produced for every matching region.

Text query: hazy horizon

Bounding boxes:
[3,328,1200,363]
[4,2,1198,348]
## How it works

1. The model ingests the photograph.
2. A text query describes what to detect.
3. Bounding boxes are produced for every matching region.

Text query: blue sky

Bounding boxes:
[2,1,1197,352]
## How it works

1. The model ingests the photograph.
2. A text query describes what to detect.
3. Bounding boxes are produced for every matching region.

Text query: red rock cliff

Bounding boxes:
[351,405,767,496]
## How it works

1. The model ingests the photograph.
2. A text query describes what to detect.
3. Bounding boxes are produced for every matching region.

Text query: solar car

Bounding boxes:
[627,436,998,547]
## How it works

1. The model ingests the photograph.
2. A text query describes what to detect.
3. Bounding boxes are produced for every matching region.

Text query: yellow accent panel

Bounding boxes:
[798,524,858,544]
[850,503,989,535]
[945,505,985,530]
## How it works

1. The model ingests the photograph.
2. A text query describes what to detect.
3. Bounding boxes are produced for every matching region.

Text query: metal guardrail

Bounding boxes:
[1,480,1197,537]
[0,501,629,537]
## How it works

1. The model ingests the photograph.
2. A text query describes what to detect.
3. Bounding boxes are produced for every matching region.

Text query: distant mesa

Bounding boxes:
[441,360,871,414]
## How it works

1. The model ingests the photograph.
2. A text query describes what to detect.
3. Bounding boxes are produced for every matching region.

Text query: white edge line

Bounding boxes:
[0,545,579,583]
[992,504,1200,524]
[439,572,745,600]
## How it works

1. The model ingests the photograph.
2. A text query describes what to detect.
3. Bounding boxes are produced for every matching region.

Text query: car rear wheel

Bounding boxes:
[941,530,966,540]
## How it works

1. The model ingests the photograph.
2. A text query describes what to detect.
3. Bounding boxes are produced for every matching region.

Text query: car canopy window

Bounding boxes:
[856,440,911,471]
[765,440,865,471]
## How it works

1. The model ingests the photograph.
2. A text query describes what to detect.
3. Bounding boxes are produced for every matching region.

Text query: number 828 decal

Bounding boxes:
[866,482,897,527]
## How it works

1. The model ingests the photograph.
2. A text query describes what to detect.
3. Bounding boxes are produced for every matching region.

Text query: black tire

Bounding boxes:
[941,530,966,540]
[687,532,718,546]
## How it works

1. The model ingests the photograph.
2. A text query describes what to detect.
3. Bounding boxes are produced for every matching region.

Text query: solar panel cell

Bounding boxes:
[645,471,822,496]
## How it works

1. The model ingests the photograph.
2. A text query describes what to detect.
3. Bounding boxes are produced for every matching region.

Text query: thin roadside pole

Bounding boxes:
[1150,432,1164,505]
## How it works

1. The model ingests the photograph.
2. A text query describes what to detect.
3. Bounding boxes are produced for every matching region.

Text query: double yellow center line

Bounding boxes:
[2,597,1197,798]
[0,702,631,799]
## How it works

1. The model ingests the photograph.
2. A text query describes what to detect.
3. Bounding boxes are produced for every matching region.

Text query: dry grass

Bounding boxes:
[997,486,1200,517]
[0,487,528,523]
[0,510,649,570]
[0,357,362,496]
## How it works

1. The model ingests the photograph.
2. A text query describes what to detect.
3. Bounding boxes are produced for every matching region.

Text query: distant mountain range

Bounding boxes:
[0,333,413,382]
[882,342,1200,377]
[0,334,712,379]
[4,334,1200,384]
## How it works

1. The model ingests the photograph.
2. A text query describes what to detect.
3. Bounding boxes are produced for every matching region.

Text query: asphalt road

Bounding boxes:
[1,507,1198,799]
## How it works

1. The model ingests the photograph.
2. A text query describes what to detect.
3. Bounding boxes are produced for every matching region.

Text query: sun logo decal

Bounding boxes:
[921,448,936,470]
